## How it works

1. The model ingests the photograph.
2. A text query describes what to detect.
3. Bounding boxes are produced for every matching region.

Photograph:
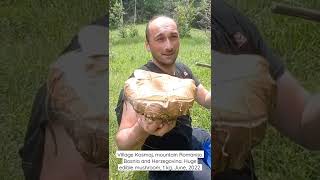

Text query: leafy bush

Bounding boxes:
[173,0,196,38]
[118,25,138,38]
[118,25,127,38]
[195,0,211,36]
[128,25,138,38]
[110,0,124,29]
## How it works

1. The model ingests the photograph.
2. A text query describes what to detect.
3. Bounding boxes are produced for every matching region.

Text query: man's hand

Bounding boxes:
[116,101,177,150]
[137,115,176,137]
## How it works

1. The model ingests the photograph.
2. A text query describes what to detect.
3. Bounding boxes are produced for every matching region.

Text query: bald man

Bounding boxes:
[115,16,211,180]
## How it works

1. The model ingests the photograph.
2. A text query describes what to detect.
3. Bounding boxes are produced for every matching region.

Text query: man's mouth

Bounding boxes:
[162,53,174,56]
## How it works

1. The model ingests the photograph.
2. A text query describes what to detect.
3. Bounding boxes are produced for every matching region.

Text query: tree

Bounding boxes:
[196,0,211,34]
[174,0,196,38]
[110,0,124,29]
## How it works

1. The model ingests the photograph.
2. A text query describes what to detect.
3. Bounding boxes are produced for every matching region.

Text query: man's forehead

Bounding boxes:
[149,17,178,33]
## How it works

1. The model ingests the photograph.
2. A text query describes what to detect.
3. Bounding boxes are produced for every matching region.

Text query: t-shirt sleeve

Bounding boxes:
[180,63,201,87]
[233,9,286,80]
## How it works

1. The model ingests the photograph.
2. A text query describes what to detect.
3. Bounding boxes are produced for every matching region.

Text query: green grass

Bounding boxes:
[226,0,320,179]
[109,24,211,179]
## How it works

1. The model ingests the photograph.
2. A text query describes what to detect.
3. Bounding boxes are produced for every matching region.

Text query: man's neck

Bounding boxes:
[152,59,176,76]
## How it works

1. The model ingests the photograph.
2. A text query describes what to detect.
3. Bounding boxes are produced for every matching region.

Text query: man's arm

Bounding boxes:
[195,84,211,109]
[115,102,150,150]
[272,71,320,150]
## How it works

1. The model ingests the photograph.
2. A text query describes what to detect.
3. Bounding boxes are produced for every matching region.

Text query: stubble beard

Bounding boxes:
[153,55,177,69]
[152,50,179,67]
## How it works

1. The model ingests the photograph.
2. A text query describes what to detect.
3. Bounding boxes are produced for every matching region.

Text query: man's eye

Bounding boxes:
[156,37,164,41]
[171,36,178,40]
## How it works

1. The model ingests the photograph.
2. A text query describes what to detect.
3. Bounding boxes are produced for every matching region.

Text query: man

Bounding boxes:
[212,1,320,179]
[115,16,211,179]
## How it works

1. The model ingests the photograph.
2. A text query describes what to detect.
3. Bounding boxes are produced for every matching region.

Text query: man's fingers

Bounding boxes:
[138,115,177,136]
[147,121,162,132]
[138,117,163,134]
[168,120,176,127]
[153,121,176,136]
[155,124,169,136]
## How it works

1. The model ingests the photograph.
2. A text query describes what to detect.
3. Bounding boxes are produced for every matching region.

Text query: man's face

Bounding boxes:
[146,17,180,66]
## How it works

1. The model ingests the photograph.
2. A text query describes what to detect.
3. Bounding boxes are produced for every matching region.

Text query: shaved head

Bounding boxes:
[145,16,178,42]
[144,15,180,70]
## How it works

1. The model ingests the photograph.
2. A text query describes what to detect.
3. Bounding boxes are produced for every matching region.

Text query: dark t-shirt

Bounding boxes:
[212,0,285,80]
[115,61,200,150]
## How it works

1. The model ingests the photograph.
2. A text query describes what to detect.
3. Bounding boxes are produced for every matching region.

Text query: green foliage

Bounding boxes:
[120,0,209,37]
[117,25,139,38]
[128,25,139,38]
[141,0,165,20]
[195,0,211,32]
[174,0,196,38]
[122,0,166,23]
[110,0,124,29]
[163,0,176,17]
[118,25,127,38]
[111,1,139,39]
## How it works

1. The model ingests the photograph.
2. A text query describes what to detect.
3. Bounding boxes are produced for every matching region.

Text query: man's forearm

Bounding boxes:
[196,84,211,109]
[301,94,320,150]
[205,91,211,109]
[116,122,149,150]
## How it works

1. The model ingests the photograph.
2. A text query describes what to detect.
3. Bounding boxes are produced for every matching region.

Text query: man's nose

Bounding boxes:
[164,39,173,51]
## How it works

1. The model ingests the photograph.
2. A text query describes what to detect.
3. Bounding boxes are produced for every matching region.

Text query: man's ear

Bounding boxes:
[145,41,150,51]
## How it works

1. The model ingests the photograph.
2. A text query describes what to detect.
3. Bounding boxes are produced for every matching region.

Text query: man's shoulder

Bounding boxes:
[138,63,151,71]
[176,61,188,67]
[138,60,162,73]
[175,62,193,76]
